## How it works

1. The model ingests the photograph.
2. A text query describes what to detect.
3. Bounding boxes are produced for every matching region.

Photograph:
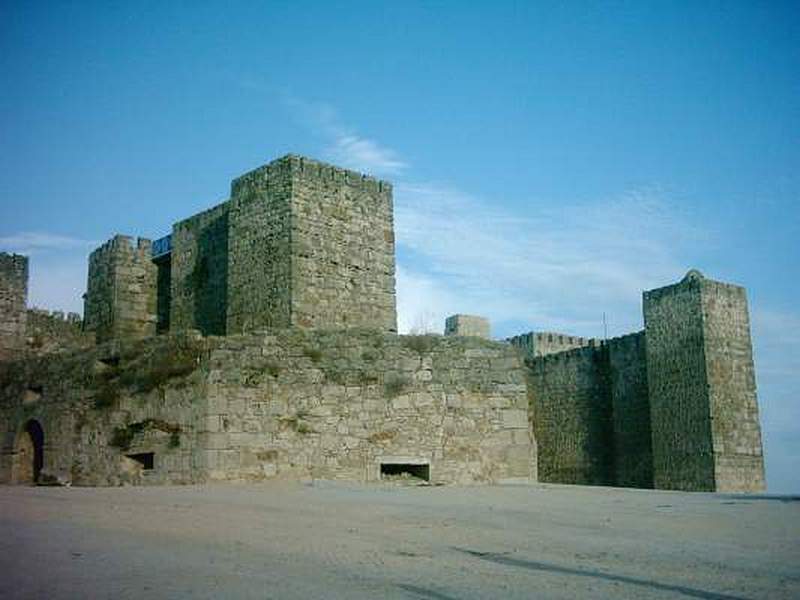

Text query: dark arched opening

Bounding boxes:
[13,419,44,484]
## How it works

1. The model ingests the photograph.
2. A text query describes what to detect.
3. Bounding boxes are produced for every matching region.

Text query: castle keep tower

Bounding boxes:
[83,236,157,343]
[644,270,765,492]
[0,253,28,360]
[225,155,397,333]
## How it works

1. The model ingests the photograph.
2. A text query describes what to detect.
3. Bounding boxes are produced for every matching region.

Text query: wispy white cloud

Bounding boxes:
[394,179,798,493]
[0,231,97,256]
[281,95,408,175]
[394,183,707,337]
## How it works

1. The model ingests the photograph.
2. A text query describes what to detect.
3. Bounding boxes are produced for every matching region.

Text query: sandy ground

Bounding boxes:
[0,481,798,600]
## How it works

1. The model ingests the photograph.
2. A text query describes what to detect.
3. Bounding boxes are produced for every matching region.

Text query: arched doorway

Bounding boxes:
[12,420,44,484]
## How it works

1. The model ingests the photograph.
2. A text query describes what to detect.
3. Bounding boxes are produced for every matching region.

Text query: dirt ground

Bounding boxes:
[0,481,798,599]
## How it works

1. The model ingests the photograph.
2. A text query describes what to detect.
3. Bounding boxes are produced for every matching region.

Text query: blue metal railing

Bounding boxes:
[151,234,172,258]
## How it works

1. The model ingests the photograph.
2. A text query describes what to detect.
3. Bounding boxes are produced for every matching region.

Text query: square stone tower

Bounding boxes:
[444,314,491,339]
[0,253,28,360]
[225,155,397,333]
[83,235,157,343]
[643,270,765,492]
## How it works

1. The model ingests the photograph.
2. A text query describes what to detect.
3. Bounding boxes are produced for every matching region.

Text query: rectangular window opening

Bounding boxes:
[127,452,154,470]
[380,463,430,482]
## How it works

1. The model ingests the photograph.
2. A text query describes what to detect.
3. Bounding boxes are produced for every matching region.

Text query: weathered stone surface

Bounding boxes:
[444,314,491,339]
[508,330,593,358]
[527,344,614,486]
[170,202,229,335]
[645,270,764,492]
[227,156,396,333]
[83,236,157,343]
[0,330,534,486]
[0,253,27,361]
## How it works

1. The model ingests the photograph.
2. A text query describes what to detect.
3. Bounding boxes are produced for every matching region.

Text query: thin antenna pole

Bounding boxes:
[603,312,608,341]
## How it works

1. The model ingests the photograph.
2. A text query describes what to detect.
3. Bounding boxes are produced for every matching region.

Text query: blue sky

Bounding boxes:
[1,1,798,492]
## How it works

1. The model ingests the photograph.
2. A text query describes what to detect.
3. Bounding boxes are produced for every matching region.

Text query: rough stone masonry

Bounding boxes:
[0,155,765,491]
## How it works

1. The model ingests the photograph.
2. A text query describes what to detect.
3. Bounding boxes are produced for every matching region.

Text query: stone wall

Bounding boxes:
[508,331,592,359]
[700,278,765,492]
[0,330,534,486]
[0,253,28,361]
[644,271,716,491]
[607,332,652,488]
[170,202,229,335]
[84,236,157,343]
[527,344,614,485]
[0,332,210,486]
[201,331,532,484]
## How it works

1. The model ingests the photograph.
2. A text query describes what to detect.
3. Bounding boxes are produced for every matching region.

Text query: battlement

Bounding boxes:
[231,154,392,198]
[25,307,92,355]
[90,234,153,260]
[509,330,595,359]
[231,154,392,197]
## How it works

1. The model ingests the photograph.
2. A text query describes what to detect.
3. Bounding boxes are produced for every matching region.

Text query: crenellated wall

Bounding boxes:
[0,253,28,361]
[25,308,93,356]
[508,331,592,359]
[84,235,157,343]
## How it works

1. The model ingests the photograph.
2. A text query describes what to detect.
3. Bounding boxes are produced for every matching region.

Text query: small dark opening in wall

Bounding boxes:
[380,463,430,482]
[127,452,154,470]
[99,356,120,367]
[28,385,43,394]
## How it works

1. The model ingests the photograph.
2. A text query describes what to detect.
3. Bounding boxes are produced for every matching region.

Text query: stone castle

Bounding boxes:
[0,155,765,492]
